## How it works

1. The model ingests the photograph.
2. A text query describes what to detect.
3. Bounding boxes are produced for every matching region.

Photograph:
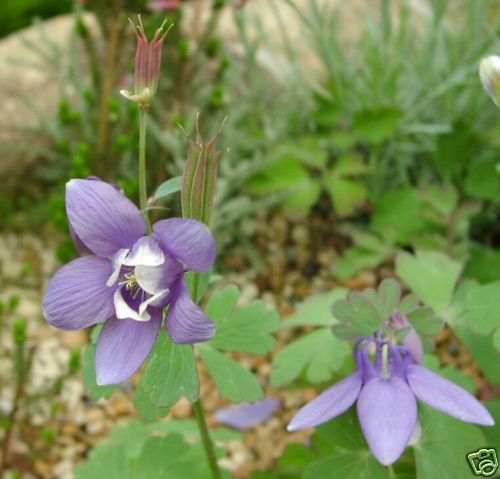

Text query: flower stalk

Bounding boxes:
[138,109,152,232]
[181,116,227,479]
[193,399,223,479]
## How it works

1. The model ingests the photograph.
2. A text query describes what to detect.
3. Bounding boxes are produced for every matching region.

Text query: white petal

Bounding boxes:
[114,287,151,322]
[122,236,165,267]
[106,248,129,287]
[138,289,169,318]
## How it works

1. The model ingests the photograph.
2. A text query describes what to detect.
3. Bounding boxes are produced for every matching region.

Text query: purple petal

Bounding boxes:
[95,309,162,385]
[357,377,417,465]
[406,365,494,426]
[43,256,115,331]
[166,278,216,344]
[135,253,183,295]
[123,236,165,267]
[69,223,92,256]
[66,179,146,258]
[390,314,423,364]
[215,398,280,430]
[287,371,362,431]
[153,218,216,272]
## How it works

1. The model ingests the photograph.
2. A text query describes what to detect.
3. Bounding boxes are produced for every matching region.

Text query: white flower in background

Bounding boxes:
[479,55,500,107]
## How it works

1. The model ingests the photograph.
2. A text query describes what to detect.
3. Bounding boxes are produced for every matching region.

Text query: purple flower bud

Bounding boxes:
[43,179,217,385]
[288,333,494,466]
[388,313,424,364]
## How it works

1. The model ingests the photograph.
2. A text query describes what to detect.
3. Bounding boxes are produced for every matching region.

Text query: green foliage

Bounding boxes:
[271,289,350,386]
[396,251,462,317]
[75,420,234,479]
[323,154,370,216]
[0,0,72,37]
[271,329,349,386]
[414,406,486,479]
[464,245,500,284]
[198,344,263,402]
[206,285,279,354]
[280,289,348,328]
[334,229,395,280]
[153,176,183,200]
[465,280,500,352]
[192,284,278,402]
[372,188,429,244]
[332,279,440,345]
[138,334,200,409]
[352,107,402,145]
[443,280,500,384]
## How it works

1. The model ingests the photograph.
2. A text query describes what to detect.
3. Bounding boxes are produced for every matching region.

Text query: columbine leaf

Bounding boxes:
[165,442,232,479]
[414,406,486,479]
[140,334,199,408]
[324,177,367,217]
[197,344,263,402]
[75,443,128,479]
[133,384,170,422]
[334,231,394,280]
[271,329,349,386]
[377,279,401,319]
[448,281,500,384]
[149,419,242,443]
[372,188,428,244]
[206,285,279,355]
[465,280,500,335]
[154,176,183,200]
[133,434,190,479]
[280,289,347,329]
[331,292,381,340]
[396,250,462,316]
[247,154,320,214]
[82,345,116,400]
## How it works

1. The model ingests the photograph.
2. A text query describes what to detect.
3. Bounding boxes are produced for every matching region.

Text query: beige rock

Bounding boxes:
[0,14,98,177]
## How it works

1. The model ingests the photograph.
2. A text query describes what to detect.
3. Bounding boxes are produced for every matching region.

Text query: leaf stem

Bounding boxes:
[193,398,222,479]
[138,108,152,233]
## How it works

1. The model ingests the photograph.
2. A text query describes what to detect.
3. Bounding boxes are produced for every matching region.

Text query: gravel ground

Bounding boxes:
[0,208,495,479]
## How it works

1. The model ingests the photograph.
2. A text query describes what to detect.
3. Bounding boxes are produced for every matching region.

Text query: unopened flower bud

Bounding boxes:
[479,55,500,107]
[181,116,228,226]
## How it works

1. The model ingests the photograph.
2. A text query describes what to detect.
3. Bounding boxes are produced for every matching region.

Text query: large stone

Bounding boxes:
[0,14,98,178]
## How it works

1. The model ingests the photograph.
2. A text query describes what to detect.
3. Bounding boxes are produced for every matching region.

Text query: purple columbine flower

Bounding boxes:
[42,179,216,385]
[288,333,494,465]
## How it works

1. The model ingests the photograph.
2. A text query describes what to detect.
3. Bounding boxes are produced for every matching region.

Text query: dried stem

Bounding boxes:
[95,0,125,178]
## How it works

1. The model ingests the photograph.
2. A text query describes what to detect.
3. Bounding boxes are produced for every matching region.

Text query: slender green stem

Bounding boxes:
[193,399,222,479]
[138,109,152,233]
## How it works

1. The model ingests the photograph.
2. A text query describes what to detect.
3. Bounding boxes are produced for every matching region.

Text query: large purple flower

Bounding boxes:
[42,179,216,385]
[288,333,494,465]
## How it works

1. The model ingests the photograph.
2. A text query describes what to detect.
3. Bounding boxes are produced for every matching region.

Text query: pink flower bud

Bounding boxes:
[120,16,172,109]
[148,0,182,11]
